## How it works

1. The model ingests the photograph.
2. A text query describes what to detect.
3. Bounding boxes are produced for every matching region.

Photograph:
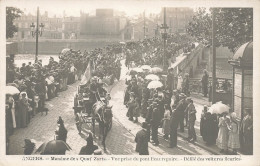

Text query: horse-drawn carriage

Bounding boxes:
[73,80,112,151]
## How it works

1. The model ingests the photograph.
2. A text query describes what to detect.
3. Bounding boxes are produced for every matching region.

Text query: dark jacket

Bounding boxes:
[79,145,98,155]
[151,108,161,126]
[135,129,149,155]
[170,111,179,130]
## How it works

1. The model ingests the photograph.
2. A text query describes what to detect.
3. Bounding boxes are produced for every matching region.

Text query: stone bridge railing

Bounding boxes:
[170,43,204,78]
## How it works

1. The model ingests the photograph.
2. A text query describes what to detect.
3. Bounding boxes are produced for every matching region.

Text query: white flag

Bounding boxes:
[81,61,91,85]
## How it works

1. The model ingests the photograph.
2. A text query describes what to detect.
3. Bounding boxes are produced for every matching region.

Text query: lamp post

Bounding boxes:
[212,8,217,104]
[30,7,44,63]
[160,7,169,71]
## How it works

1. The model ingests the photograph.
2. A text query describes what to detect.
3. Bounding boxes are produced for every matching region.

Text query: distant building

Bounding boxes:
[80,9,127,39]
[123,14,159,41]
[62,16,80,39]
[13,11,63,40]
[161,7,194,33]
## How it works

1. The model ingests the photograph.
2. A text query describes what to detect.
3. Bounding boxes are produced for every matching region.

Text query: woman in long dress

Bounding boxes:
[200,105,208,139]
[216,112,229,153]
[227,112,240,154]
[162,105,171,139]
[18,92,30,128]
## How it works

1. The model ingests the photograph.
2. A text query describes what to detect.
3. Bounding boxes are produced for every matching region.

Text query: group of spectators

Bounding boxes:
[129,69,253,155]
[125,69,195,151]
[124,34,194,68]
[5,44,122,154]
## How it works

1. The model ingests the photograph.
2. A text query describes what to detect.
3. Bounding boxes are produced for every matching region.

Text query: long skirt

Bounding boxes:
[217,126,229,150]
[162,119,171,135]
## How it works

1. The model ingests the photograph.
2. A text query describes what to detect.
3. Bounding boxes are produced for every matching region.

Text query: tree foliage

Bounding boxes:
[6,7,23,39]
[187,8,253,53]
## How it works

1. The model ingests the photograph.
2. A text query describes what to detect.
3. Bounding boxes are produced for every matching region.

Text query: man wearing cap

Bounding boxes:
[176,93,187,132]
[185,98,197,142]
[135,122,149,155]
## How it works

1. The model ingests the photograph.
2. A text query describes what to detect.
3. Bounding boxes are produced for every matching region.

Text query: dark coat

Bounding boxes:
[56,125,68,143]
[151,108,161,127]
[170,111,179,130]
[135,129,149,155]
[79,145,98,155]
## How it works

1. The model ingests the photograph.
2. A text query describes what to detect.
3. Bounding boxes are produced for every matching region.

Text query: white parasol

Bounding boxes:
[145,74,160,81]
[208,101,230,114]
[151,67,163,74]
[147,80,163,89]
[6,86,20,95]
[141,65,152,71]
[132,67,143,73]
[61,48,71,55]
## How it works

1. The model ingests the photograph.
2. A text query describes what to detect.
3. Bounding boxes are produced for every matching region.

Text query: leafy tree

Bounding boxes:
[187,8,253,53]
[6,7,23,39]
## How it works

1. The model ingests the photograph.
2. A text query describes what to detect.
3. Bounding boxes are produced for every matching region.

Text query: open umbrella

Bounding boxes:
[6,86,20,95]
[132,67,143,73]
[147,80,163,89]
[36,140,72,155]
[61,48,71,55]
[208,101,230,114]
[151,67,163,74]
[141,65,152,71]
[145,74,160,81]
[7,83,19,88]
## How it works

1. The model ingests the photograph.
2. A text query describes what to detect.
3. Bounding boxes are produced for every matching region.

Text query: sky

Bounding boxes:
[5,0,204,17]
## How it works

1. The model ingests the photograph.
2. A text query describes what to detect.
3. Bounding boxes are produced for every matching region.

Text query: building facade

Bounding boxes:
[62,16,80,39]
[80,9,127,39]
[13,11,63,40]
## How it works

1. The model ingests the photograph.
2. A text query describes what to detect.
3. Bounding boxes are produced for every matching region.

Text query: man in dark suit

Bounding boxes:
[176,93,187,132]
[151,106,160,146]
[169,109,179,148]
[185,98,197,142]
[135,122,149,155]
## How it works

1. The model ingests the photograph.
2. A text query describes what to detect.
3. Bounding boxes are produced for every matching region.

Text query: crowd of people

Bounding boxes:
[124,34,194,68]
[6,33,252,155]
[5,44,122,154]
[130,68,253,155]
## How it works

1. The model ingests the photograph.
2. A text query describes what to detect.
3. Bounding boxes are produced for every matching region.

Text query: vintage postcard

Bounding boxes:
[0,0,259,165]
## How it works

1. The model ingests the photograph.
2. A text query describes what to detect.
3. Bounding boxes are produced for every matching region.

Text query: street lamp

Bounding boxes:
[30,23,44,37]
[30,7,44,62]
[160,7,169,71]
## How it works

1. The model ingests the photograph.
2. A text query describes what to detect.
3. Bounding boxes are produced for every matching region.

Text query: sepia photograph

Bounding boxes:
[2,0,259,163]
